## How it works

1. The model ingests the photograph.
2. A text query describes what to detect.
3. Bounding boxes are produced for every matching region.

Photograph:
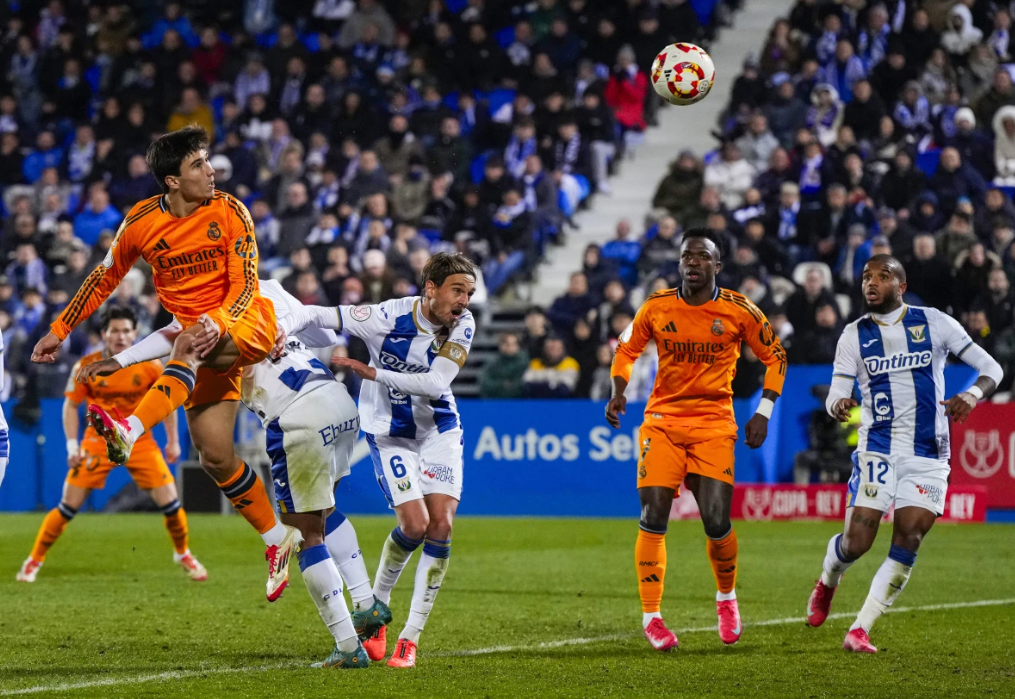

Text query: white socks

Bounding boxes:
[325,511,375,611]
[261,521,287,547]
[820,534,856,588]
[401,539,451,643]
[716,589,737,602]
[298,544,359,652]
[850,545,915,633]
[373,527,423,605]
[125,415,145,440]
[642,612,662,628]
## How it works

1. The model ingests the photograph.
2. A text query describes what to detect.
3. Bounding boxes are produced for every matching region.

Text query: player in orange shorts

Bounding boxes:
[31,126,300,601]
[16,307,206,583]
[606,229,787,652]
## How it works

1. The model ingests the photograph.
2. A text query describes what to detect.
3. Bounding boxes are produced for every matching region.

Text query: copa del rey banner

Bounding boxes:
[950,402,1015,509]
[670,484,987,523]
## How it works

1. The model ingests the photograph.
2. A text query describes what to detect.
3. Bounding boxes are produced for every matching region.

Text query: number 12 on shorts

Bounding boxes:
[866,458,889,484]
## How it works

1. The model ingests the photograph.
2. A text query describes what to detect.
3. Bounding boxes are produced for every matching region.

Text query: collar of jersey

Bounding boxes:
[413,298,440,334]
[674,286,720,302]
[869,304,907,326]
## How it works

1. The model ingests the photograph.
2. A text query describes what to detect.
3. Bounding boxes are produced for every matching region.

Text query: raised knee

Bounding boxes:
[171,334,201,366]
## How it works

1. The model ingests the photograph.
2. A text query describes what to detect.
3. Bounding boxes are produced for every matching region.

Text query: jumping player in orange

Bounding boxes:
[31,126,300,601]
[17,306,206,583]
[606,229,787,652]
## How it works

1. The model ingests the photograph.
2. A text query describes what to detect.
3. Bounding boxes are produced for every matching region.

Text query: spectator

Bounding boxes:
[167,87,214,137]
[358,249,397,304]
[978,268,1015,334]
[592,279,636,342]
[842,79,885,145]
[893,81,931,139]
[523,306,550,359]
[904,234,952,311]
[806,83,844,147]
[743,217,791,278]
[704,141,755,210]
[23,131,63,184]
[974,69,1015,130]
[879,149,925,212]
[74,185,122,247]
[935,209,978,266]
[639,215,681,279]
[601,219,642,288]
[391,156,431,224]
[993,106,1015,185]
[345,150,390,204]
[277,182,317,258]
[523,335,581,397]
[504,117,538,179]
[546,272,594,334]
[928,147,986,216]
[427,116,473,184]
[5,244,48,296]
[942,4,983,62]
[480,333,530,398]
[953,243,1000,312]
[790,301,841,364]
[576,88,617,194]
[652,151,704,220]
[110,154,159,210]
[977,188,1015,241]
[765,75,808,147]
[604,45,648,140]
[784,267,835,334]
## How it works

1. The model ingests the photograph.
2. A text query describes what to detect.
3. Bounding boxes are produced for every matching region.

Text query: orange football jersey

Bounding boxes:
[52,192,260,340]
[612,287,787,425]
[66,351,163,442]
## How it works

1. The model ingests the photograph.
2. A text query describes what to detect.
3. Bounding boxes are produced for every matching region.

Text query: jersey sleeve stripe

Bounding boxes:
[228,257,257,317]
[60,267,107,328]
[123,199,161,227]
[956,341,974,358]
[833,373,856,379]
[722,291,763,322]
[222,196,253,233]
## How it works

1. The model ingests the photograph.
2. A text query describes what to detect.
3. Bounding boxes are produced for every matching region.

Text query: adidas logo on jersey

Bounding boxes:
[863,351,932,375]
[660,321,678,333]
[152,238,171,252]
[640,574,660,583]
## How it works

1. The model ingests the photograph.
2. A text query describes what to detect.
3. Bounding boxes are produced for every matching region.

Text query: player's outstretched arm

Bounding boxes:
[35,215,142,363]
[938,312,1004,423]
[77,323,182,383]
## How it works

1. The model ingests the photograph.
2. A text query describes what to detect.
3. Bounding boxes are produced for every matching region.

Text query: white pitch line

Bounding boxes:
[2,598,1011,696]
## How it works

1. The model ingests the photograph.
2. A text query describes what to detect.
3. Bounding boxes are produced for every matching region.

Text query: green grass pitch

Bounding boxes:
[0,513,1012,698]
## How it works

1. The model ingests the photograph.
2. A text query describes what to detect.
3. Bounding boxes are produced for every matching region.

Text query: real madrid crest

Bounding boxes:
[711,319,725,336]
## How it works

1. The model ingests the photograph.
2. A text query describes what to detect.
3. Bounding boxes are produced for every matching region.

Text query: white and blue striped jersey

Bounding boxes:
[340,297,474,439]
[831,305,975,460]
[241,280,344,427]
[0,331,8,476]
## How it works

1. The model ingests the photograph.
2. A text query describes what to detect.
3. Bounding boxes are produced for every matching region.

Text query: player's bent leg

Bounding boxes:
[283,510,368,669]
[189,401,291,597]
[19,484,90,582]
[844,506,936,653]
[808,505,882,627]
[328,508,390,655]
[148,483,206,581]
[636,486,679,651]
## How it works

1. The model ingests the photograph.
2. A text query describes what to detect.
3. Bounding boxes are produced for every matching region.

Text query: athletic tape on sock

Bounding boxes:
[888,544,917,567]
[391,526,424,552]
[325,509,347,535]
[161,499,181,516]
[835,534,856,563]
[297,543,331,572]
[57,502,77,520]
[422,538,451,559]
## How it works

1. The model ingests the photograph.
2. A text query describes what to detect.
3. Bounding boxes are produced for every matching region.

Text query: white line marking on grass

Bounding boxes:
[2,598,1011,695]
[438,597,1015,657]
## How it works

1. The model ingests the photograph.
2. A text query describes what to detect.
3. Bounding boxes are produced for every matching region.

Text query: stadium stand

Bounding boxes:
[0,0,741,402]
[528,0,1015,400]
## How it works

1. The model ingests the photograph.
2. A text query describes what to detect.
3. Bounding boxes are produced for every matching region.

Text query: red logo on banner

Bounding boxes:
[951,403,1015,509]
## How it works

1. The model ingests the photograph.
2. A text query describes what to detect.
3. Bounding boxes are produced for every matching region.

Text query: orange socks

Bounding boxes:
[30,503,77,562]
[635,529,667,613]
[161,499,189,555]
[707,528,739,594]
[216,462,277,535]
[133,361,195,433]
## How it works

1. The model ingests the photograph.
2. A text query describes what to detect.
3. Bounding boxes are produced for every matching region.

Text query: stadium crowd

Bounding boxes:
[0,0,732,404]
[486,0,1015,400]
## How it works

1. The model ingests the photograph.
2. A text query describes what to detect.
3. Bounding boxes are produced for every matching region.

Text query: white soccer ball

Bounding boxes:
[650,43,716,106]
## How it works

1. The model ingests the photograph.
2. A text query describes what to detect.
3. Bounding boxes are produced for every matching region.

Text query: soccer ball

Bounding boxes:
[650,43,716,106]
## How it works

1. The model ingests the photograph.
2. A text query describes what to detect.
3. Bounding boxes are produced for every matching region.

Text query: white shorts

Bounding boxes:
[366,429,464,507]
[266,384,360,514]
[846,450,949,516]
